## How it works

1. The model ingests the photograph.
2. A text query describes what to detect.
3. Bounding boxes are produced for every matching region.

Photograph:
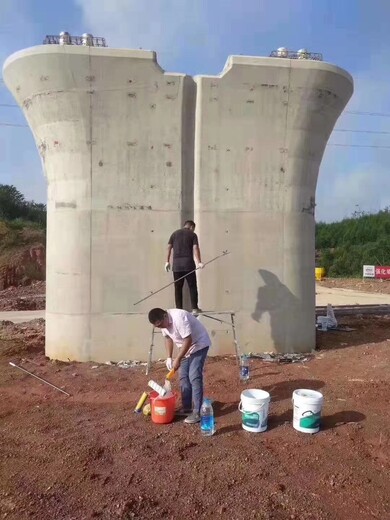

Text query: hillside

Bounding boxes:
[0,184,46,290]
[316,208,390,277]
[0,219,46,290]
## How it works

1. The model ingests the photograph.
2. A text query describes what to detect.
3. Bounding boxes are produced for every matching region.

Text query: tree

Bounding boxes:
[316,208,390,277]
[0,184,26,220]
[0,184,46,227]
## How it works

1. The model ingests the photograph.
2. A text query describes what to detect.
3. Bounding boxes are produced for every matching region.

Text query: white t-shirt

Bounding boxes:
[161,309,211,357]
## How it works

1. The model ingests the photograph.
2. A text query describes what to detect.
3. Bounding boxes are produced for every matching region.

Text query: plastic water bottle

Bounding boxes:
[240,355,250,382]
[200,398,215,436]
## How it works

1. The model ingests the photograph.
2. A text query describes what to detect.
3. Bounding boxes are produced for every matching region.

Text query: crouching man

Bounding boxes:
[148,307,210,424]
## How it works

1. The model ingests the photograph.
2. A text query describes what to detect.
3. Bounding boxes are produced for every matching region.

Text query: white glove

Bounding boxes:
[165,262,171,272]
[166,357,173,370]
[197,262,204,269]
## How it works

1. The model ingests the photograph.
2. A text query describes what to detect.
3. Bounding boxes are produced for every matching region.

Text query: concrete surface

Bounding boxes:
[194,56,353,353]
[2,284,390,325]
[3,45,353,361]
[3,45,194,362]
[315,285,390,306]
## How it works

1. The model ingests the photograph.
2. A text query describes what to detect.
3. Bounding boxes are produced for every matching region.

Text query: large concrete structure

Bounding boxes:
[194,56,353,353]
[3,43,353,362]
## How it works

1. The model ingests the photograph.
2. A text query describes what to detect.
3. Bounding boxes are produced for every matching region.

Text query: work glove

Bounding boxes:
[166,357,173,370]
[197,262,204,269]
[165,262,171,272]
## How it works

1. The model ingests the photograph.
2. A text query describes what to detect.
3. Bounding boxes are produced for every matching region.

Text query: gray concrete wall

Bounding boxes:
[3,46,353,362]
[3,46,194,362]
[194,56,353,353]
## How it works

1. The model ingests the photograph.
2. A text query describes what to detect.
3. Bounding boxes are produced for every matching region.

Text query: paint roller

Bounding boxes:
[148,368,176,396]
[133,369,176,413]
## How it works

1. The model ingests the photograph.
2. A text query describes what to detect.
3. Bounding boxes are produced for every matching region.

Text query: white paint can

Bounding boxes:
[293,389,323,434]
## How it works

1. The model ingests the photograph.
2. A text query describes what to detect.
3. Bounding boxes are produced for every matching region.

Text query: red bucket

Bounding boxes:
[150,391,177,424]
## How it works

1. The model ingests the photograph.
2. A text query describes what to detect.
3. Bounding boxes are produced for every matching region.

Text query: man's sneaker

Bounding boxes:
[184,412,201,424]
[192,308,203,315]
[175,408,192,417]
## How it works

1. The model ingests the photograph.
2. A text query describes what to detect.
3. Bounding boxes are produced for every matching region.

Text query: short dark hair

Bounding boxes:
[148,308,166,324]
[184,220,196,228]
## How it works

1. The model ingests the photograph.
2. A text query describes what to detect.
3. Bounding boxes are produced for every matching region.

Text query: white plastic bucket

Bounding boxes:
[238,389,271,433]
[292,389,323,434]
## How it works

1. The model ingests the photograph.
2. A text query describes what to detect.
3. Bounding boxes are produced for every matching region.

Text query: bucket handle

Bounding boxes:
[238,401,266,413]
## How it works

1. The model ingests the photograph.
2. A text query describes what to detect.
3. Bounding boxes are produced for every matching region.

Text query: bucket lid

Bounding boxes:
[293,389,323,400]
[241,389,270,401]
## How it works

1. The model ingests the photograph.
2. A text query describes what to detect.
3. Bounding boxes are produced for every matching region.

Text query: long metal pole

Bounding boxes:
[133,250,230,306]
[146,326,155,375]
[202,314,234,326]
[230,313,241,365]
[9,362,71,397]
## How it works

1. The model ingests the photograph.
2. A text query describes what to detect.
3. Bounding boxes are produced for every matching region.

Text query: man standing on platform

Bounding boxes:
[165,220,203,314]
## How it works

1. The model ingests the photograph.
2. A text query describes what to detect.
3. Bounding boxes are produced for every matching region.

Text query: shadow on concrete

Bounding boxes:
[251,269,301,354]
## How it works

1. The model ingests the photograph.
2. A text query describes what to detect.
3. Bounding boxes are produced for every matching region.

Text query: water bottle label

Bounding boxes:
[201,416,214,432]
[243,412,260,428]
[240,366,249,377]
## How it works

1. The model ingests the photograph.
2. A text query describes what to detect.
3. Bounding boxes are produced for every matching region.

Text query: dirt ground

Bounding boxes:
[0,281,45,311]
[318,278,390,295]
[1,314,390,520]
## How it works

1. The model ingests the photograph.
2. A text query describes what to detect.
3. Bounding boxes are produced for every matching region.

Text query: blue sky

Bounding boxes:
[1,0,390,222]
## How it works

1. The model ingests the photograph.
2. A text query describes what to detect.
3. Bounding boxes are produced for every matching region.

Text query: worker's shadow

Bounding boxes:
[252,269,304,354]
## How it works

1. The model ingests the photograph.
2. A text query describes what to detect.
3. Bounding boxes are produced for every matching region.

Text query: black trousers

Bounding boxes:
[173,271,198,310]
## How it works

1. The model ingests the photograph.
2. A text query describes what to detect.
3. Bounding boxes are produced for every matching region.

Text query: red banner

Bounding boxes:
[375,266,390,279]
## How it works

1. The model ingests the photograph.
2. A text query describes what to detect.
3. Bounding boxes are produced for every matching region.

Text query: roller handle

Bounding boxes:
[165,369,176,381]
[134,391,148,413]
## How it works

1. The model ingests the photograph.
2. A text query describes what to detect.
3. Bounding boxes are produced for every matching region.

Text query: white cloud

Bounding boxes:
[74,0,213,66]
[317,47,390,222]
[74,0,307,69]
[316,166,390,222]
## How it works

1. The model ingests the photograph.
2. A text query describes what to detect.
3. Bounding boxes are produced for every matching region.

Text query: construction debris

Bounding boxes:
[248,352,313,364]
[316,303,338,331]
[116,360,147,369]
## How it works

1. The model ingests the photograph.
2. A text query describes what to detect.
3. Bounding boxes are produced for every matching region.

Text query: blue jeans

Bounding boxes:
[179,347,209,414]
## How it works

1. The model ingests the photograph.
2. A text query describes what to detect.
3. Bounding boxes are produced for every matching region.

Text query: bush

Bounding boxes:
[316,208,390,277]
[0,184,46,228]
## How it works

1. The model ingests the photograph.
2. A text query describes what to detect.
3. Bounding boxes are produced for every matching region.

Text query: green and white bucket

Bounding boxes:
[292,389,323,434]
[238,389,271,433]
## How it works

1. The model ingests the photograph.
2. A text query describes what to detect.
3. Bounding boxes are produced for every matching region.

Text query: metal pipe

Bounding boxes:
[230,313,241,365]
[133,250,230,306]
[9,362,71,397]
[202,314,233,326]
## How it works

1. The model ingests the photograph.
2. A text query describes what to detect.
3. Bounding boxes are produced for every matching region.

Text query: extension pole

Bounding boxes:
[133,250,230,306]
[9,362,71,397]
